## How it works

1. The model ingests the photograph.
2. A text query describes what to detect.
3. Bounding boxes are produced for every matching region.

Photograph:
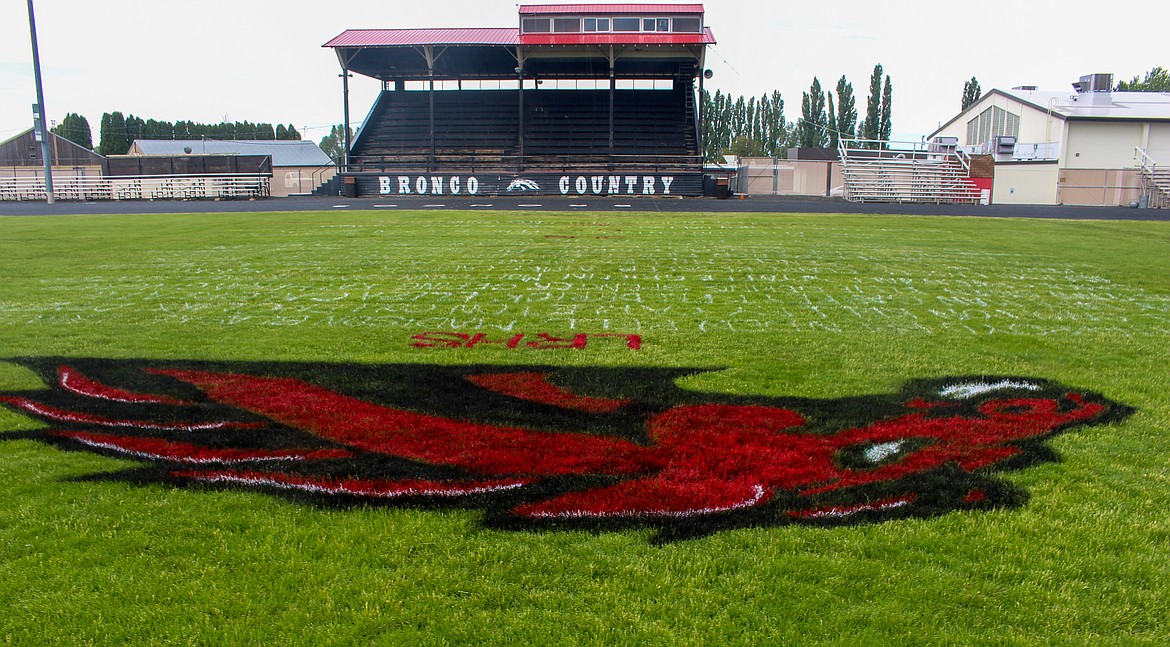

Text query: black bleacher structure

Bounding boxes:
[352,86,697,166]
[323,6,715,197]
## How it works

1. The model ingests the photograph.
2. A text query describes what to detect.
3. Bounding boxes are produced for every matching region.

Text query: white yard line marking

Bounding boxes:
[373,204,398,208]
[332,205,349,209]
[470,204,494,208]
[423,204,447,208]
[519,204,543,208]
[614,204,633,208]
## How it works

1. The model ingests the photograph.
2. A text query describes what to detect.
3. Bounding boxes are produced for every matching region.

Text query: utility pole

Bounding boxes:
[27,0,54,204]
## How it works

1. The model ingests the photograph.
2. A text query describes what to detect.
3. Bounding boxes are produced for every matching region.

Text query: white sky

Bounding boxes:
[2,1,1167,147]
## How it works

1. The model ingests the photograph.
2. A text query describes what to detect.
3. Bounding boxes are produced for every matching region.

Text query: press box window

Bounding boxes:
[673,17,701,32]
[522,18,551,33]
[583,18,610,32]
[553,18,581,33]
[613,17,641,31]
[643,18,671,31]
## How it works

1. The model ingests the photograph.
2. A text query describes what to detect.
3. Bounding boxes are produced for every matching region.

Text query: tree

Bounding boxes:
[798,77,828,148]
[879,74,893,146]
[862,64,883,145]
[51,113,92,150]
[834,75,858,144]
[1116,67,1170,92]
[827,92,838,149]
[318,124,351,164]
[276,124,288,140]
[962,76,982,110]
[97,111,129,156]
[284,124,301,141]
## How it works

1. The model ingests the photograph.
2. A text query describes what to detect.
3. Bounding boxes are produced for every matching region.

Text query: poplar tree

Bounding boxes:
[962,76,982,110]
[51,113,92,150]
[798,77,827,148]
[827,92,838,149]
[862,64,883,145]
[834,75,858,143]
[879,75,893,146]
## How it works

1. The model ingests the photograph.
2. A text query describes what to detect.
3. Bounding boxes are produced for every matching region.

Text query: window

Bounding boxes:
[965,106,1020,146]
[657,18,670,31]
[613,17,640,31]
[553,18,581,32]
[584,17,610,32]
[643,18,656,31]
[673,17,701,32]
[522,18,551,33]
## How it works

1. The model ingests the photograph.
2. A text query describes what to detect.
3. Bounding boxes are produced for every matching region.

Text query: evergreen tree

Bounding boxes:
[962,76,982,110]
[798,77,827,148]
[879,74,893,147]
[863,64,883,146]
[1115,67,1170,91]
[285,124,302,140]
[276,124,288,140]
[97,111,129,155]
[834,75,857,144]
[318,124,351,164]
[827,92,838,149]
[51,113,92,150]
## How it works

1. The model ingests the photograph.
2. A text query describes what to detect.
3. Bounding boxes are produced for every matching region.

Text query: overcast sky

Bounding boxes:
[2,0,1167,147]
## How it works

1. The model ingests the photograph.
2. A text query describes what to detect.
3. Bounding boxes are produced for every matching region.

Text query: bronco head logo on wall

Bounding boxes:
[0,358,1132,540]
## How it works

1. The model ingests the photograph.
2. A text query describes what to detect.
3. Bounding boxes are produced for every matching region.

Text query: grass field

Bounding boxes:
[1,209,1168,645]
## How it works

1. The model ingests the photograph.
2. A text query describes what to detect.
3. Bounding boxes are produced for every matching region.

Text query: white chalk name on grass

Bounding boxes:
[10,228,1170,335]
[939,380,1041,400]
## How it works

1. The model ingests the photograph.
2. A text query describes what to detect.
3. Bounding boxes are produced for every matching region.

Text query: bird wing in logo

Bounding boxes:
[0,359,1133,537]
[506,179,541,192]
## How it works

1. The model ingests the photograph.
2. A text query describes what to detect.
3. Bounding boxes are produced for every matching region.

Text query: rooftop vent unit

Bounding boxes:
[1072,73,1113,93]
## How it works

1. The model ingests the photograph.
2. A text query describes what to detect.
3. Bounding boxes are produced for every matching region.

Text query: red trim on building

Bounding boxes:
[323,28,520,48]
[520,27,714,46]
[519,4,704,14]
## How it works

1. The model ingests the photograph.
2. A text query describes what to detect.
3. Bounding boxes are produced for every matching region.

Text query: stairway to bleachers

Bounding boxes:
[350,87,698,172]
[839,139,982,204]
[1136,148,1170,209]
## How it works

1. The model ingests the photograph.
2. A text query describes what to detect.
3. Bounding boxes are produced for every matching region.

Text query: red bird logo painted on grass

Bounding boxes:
[0,360,1132,538]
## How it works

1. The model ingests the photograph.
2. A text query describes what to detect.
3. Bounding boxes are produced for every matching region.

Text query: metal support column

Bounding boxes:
[341,67,352,172]
[27,0,54,203]
[516,48,526,170]
[608,47,616,167]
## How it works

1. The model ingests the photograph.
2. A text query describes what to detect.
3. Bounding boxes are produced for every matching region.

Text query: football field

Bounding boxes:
[1,208,1168,644]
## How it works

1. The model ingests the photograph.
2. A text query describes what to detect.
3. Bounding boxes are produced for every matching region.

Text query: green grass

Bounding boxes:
[1,210,1168,645]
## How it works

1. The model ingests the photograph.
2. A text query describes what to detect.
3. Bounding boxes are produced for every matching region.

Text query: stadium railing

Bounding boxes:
[0,174,271,202]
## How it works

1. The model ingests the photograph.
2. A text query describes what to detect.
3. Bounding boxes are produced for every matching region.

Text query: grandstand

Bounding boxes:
[322,4,715,197]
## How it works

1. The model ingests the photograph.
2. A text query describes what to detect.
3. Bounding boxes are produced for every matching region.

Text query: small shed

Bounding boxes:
[0,128,106,179]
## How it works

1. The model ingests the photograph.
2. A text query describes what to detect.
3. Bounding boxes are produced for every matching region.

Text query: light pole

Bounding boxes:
[27,0,54,204]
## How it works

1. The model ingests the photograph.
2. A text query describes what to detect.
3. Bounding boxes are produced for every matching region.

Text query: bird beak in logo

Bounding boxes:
[0,359,1133,539]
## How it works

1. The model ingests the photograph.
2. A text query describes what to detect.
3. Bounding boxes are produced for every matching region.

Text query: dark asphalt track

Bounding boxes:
[2,194,1168,220]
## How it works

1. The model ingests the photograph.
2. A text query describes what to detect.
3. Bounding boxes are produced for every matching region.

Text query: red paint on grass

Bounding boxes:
[466,372,631,414]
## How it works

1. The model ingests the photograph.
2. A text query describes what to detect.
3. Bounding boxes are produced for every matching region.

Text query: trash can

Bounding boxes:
[342,175,356,198]
[715,177,730,199]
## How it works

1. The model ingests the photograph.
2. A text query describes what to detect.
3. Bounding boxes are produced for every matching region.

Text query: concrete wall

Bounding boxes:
[274,166,336,197]
[1057,168,1141,206]
[1062,121,1146,169]
[737,159,841,196]
[991,163,1059,205]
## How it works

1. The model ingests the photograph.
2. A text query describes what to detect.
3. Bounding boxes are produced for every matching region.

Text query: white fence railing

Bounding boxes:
[0,174,271,202]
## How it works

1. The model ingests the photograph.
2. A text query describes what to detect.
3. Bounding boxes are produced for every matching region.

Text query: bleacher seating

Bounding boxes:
[350,87,698,172]
[838,140,982,204]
